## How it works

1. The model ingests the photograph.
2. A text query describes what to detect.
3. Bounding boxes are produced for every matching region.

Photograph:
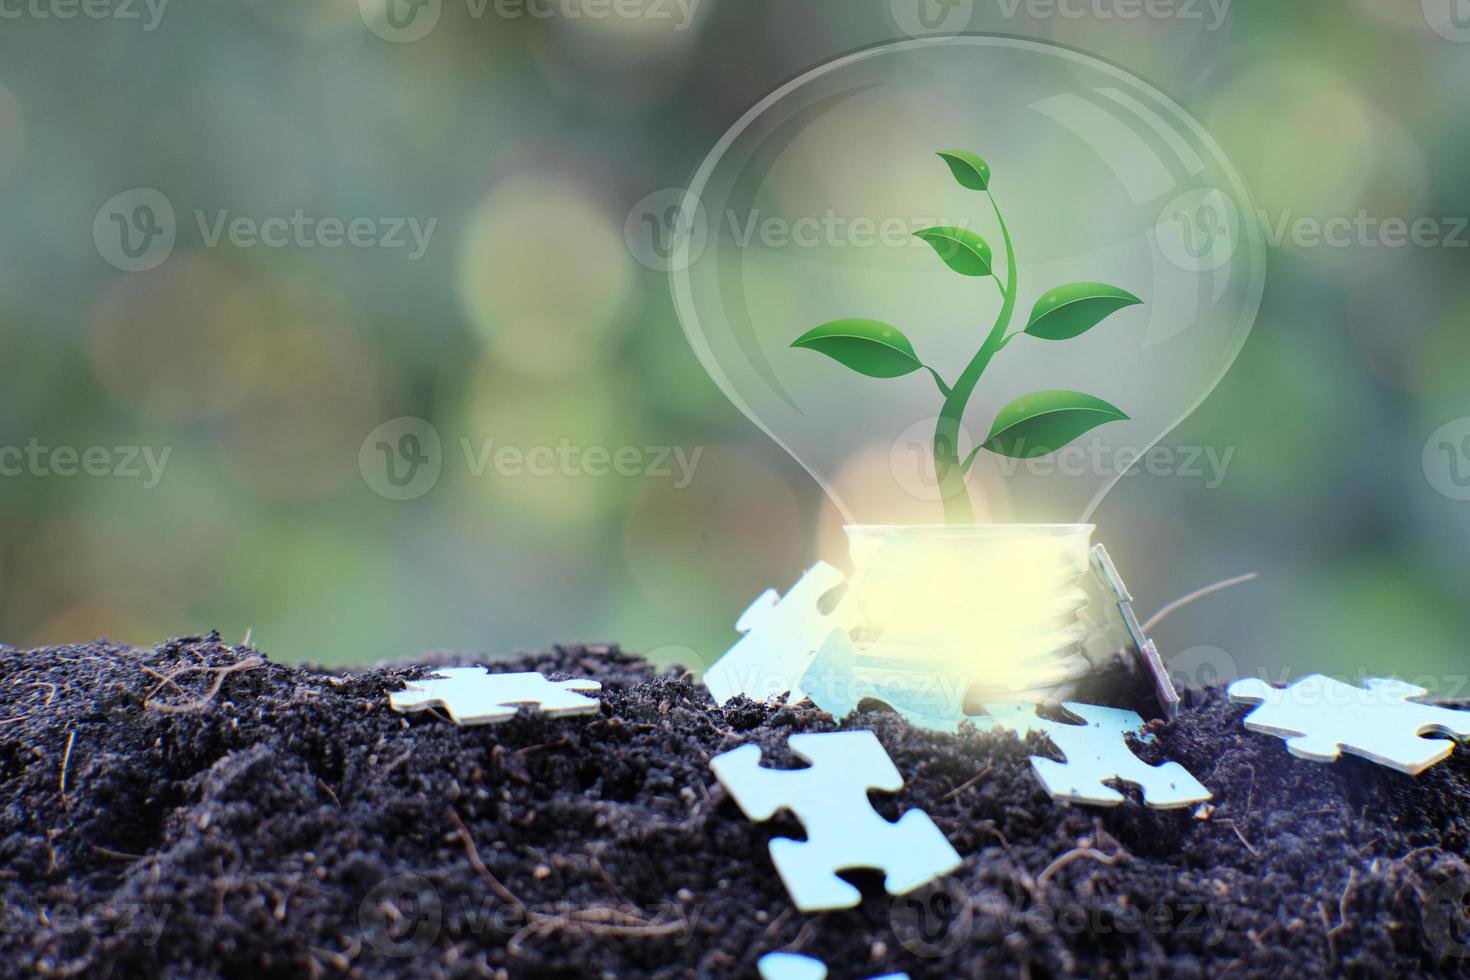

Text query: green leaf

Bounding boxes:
[936,150,991,191]
[790,319,924,379]
[914,226,993,277]
[1024,283,1143,341]
[982,390,1129,459]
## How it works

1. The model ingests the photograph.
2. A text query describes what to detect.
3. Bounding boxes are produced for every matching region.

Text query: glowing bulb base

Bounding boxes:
[833,523,1176,718]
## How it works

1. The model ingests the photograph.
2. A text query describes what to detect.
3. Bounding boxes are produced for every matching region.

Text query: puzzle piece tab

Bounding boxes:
[758,953,908,980]
[709,731,961,911]
[704,562,851,706]
[976,701,1211,809]
[388,668,601,726]
[1228,674,1470,775]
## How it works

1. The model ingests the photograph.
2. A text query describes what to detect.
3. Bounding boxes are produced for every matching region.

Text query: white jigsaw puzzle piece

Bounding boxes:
[759,955,828,980]
[710,731,961,912]
[1228,674,1470,775]
[704,562,851,706]
[758,953,909,980]
[389,668,602,726]
[976,701,1212,809]
[802,629,971,732]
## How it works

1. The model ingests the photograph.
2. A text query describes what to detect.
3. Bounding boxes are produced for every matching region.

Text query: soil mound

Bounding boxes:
[2,634,1468,978]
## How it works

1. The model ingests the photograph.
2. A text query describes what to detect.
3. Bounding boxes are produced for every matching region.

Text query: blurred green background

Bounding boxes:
[0,0,1467,686]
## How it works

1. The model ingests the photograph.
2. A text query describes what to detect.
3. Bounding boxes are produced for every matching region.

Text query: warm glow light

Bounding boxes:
[838,524,1102,702]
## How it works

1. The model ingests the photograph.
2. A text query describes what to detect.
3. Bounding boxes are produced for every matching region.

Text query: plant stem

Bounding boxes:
[932,193,1018,523]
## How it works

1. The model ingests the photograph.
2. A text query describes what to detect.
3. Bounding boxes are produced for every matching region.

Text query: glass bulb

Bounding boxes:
[670,36,1265,526]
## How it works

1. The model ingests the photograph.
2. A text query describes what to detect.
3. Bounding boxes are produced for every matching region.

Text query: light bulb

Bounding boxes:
[671,37,1265,715]
[671,35,1264,527]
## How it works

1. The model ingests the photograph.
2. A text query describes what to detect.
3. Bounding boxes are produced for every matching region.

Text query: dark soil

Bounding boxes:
[2,633,1469,979]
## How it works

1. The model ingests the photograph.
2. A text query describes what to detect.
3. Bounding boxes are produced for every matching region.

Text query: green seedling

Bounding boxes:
[791,150,1142,523]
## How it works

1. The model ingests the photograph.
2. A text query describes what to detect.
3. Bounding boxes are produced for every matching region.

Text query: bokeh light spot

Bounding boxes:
[458,174,635,377]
